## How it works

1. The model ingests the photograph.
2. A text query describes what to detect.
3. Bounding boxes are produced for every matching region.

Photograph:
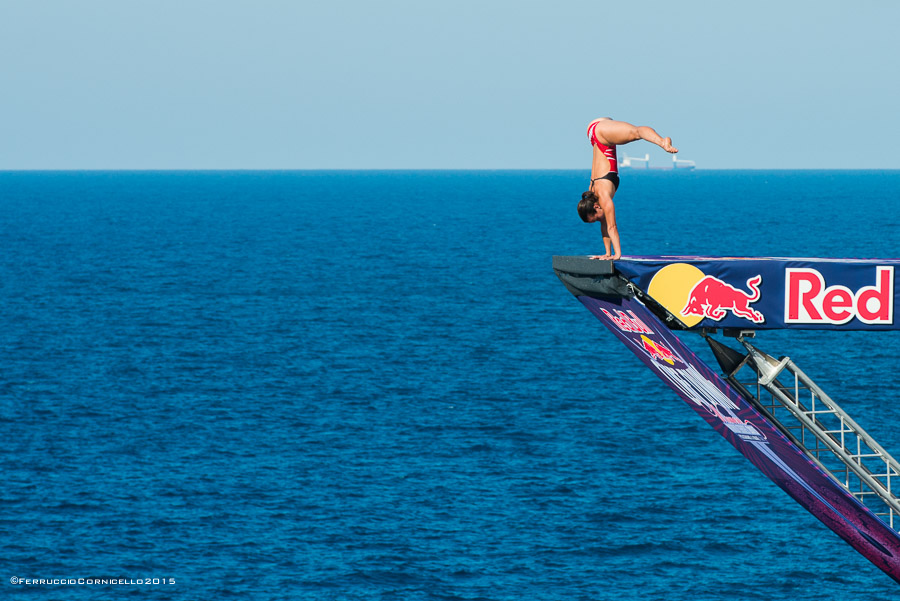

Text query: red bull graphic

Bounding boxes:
[610,256,900,330]
[640,335,765,442]
[786,266,894,325]
[681,274,765,324]
[599,308,654,334]
[639,334,680,366]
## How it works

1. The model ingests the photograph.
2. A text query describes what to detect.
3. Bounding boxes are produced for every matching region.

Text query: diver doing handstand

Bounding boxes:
[577,118,678,260]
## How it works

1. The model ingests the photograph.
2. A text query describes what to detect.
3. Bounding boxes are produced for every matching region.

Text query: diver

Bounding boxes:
[577,118,679,260]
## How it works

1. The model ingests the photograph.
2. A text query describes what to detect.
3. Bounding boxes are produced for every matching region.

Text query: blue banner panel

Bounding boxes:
[613,256,900,330]
[578,293,900,582]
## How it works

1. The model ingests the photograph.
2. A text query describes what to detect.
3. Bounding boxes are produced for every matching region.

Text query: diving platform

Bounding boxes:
[553,255,900,583]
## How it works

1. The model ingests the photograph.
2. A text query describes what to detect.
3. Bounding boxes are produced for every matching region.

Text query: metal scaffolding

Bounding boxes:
[706,334,900,531]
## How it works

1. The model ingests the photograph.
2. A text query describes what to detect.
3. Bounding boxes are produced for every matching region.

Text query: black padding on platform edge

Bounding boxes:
[554,272,632,299]
[551,256,614,276]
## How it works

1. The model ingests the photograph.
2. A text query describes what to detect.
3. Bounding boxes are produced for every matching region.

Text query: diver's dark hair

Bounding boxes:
[577,191,598,222]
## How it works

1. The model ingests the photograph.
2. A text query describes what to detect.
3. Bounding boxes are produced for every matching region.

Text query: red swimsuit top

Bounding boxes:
[588,121,618,174]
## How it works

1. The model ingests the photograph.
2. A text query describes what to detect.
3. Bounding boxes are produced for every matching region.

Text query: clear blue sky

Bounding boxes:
[2,0,899,169]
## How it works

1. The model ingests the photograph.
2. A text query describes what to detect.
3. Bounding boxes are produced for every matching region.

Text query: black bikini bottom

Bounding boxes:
[592,172,620,191]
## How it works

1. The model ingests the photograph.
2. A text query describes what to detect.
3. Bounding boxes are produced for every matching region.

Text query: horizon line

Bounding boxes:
[3,167,900,173]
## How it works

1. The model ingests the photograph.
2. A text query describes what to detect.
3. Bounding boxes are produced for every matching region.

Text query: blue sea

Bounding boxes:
[2,170,899,600]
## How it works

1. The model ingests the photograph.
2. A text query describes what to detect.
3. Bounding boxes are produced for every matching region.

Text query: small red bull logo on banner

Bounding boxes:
[639,334,681,366]
[785,266,894,325]
[681,275,765,324]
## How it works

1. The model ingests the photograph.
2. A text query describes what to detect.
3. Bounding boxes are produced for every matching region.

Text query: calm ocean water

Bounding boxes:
[2,170,899,600]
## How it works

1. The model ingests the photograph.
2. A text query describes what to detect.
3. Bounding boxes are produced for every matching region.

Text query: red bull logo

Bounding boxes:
[682,275,765,324]
[646,263,766,327]
[785,266,894,325]
[640,334,680,366]
[631,259,898,331]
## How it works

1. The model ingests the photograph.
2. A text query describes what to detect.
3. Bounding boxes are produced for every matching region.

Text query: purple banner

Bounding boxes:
[613,256,900,330]
[579,293,900,582]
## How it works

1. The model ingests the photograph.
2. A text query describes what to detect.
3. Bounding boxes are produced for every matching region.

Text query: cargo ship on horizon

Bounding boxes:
[620,152,696,170]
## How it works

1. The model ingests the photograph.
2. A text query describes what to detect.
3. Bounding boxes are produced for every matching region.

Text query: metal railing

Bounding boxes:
[725,338,900,530]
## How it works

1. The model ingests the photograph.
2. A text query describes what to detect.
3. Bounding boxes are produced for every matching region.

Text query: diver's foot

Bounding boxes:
[661,137,678,153]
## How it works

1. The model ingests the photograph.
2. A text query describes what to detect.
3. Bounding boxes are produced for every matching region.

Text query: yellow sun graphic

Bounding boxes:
[646,263,706,328]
